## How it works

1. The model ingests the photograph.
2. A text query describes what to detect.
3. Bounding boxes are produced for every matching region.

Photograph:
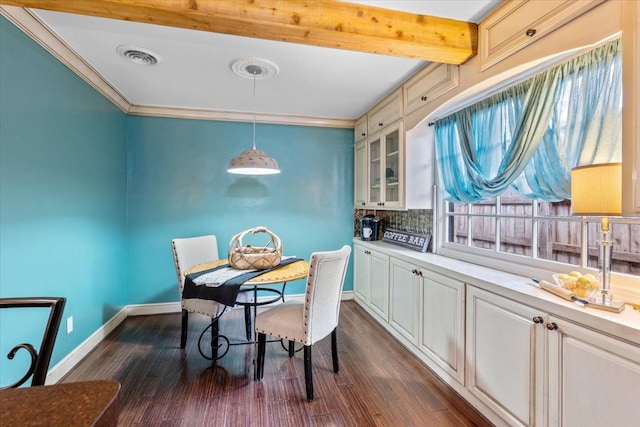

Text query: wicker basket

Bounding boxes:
[228,226,282,270]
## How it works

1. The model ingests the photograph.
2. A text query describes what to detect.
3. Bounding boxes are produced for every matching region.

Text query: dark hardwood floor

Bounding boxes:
[61,301,493,426]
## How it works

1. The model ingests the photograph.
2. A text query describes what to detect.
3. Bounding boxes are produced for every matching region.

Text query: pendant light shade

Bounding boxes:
[227,58,281,175]
[228,148,280,175]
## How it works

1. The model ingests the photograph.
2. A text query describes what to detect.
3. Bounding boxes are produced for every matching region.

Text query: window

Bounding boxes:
[444,189,640,276]
[435,38,640,284]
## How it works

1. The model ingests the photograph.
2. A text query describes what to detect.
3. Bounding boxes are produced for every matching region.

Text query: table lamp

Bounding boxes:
[571,162,625,312]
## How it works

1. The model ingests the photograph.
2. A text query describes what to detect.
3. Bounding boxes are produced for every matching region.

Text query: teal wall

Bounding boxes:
[0,16,354,386]
[126,116,354,303]
[0,17,128,385]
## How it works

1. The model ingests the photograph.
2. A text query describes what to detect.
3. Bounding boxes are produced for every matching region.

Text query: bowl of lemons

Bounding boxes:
[553,272,599,299]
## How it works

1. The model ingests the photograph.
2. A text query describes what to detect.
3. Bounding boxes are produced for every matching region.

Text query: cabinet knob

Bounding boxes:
[418,271,423,277]
[412,269,417,274]
[546,322,558,331]
[525,28,537,37]
[421,96,427,101]
[532,316,543,324]
[378,122,383,127]
[361,133,366,137]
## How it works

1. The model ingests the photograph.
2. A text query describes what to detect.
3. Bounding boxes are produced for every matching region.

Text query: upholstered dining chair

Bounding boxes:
[171,235,252,350]
[0,297,66,389]
[255,245,351,401]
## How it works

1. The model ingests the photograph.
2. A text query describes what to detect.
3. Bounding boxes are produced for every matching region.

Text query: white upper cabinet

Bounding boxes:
[479,0,605,71]
[367,90,403,135]
[622,0,640,215]
[403,63,459,115]
[354,115,368,143]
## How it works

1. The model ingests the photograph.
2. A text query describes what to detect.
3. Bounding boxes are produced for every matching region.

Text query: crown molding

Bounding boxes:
[0,6,131,112]
[0,6,355,129]
[128,105,355,128]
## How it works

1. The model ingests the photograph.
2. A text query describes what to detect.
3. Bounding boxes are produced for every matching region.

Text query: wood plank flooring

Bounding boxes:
[61,301,493,426]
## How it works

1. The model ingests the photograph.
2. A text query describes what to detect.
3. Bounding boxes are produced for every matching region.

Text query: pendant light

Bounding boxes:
[227,58,280,175]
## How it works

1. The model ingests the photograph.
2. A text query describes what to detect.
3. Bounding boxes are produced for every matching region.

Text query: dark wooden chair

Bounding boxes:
[0,297,66,389]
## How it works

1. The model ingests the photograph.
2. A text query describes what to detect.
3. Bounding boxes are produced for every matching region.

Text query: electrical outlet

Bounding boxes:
[66,316,73,334]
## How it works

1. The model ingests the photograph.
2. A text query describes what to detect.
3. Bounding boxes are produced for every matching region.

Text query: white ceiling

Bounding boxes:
[27,1,499,121]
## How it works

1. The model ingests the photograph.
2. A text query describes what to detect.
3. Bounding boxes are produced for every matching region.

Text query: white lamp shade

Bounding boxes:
[227,148,280,175]
[571,162,622,216]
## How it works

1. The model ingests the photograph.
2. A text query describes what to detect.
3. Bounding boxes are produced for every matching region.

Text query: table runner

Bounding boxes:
[183,257,302,306]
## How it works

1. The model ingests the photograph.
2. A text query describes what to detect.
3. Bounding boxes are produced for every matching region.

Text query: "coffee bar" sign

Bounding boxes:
[382,228,431,252]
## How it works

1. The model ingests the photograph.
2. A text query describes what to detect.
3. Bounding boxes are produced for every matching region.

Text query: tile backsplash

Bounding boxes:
[354,209,433,238]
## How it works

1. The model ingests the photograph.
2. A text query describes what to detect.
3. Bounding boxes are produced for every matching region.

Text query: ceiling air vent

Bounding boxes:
[116,45,162,65]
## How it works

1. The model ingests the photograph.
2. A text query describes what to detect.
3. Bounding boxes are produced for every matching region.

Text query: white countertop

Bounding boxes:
[354,239,640,346]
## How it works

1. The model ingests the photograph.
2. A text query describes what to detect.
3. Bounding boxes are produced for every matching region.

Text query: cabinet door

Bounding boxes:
[382,123,403,209]
[466,286,545,427]
[368,90,402,133]
[369,250,390,321]
[420,270,465,385]
[403,63,459,114]
[353,245,370,304]
[355,115,368,143]
[547,316,640,427]
[354,140,367,208]
[622,0,640,215]
[389,258,420,345]
[479,0,604,70]
[368,135,383,206]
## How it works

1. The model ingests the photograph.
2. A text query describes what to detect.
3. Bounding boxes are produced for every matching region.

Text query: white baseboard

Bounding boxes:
[46,291,354,383]
[46,307,128,384]
[127,301,181,316]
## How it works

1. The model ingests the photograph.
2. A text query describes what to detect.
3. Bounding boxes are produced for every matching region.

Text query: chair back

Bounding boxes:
[304,245,351,345]
[171,235,219,292]
[0,297,66,388]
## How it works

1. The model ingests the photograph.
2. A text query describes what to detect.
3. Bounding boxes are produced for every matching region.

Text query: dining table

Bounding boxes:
[0,380,120,427]
[183,258,309,369]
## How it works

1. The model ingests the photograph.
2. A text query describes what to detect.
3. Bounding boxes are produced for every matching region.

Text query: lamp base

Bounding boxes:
[584,297,625,313]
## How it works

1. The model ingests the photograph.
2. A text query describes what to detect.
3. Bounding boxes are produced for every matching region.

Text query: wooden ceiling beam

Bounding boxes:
[0,0,477,64]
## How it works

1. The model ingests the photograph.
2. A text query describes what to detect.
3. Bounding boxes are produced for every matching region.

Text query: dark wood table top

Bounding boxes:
[0,380,120,426]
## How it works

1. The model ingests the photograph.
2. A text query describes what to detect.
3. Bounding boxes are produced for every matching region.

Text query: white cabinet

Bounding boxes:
[622,0,640,215]
[547,316,640,427]
[420,269,465,385]
[466,286,545,427]
[389,257,421,345]
[353,243,389,321]
[354,115,368,143]
[367,90,402,134]
[354,245,640,427]
[354,140,367,208]
[403,63,459,114]
[367,121,404,209]
[467,285,640,427]
[479,0,604,71]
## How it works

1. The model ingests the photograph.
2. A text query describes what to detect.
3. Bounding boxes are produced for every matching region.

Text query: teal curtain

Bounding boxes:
[435,39,622,203]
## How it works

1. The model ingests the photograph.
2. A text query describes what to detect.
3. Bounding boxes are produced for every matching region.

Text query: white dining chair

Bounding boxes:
[254,245,351,401]
[171,235,252,352]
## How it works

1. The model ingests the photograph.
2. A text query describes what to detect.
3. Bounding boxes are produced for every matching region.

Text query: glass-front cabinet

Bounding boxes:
[367,121,404,209]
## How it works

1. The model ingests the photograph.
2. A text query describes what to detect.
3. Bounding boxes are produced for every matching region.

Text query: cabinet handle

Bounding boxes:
[421,96,427,101]
[525,28,537,37]
[532,316,543,324]
[546,322,558,331]
[378,122,383,127]
[418,271,423,276]
[412,269,417,274]
[361,133,366,137]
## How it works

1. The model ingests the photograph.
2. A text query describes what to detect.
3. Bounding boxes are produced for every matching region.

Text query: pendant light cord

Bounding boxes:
[252,73,257,150]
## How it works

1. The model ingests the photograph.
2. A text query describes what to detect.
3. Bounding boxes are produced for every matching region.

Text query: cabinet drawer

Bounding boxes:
[403,63,459,114]
[355,115,368,142]
[368,90,402,134]
[479,0,604,70]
